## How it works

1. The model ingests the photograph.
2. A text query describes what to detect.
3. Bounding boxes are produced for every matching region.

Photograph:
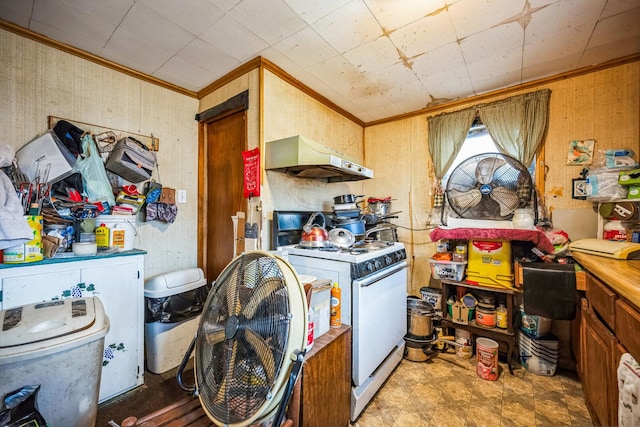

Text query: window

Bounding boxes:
[442,119,536,186]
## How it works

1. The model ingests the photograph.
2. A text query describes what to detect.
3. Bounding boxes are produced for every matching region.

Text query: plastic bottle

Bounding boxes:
[496,303,508,329]
[96,223,110,249]
[330,282,342,328]
[110,224,126,249]
[306,305,314,352]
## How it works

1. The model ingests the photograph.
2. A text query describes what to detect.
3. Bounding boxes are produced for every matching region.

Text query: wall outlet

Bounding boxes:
[177,189,187,203]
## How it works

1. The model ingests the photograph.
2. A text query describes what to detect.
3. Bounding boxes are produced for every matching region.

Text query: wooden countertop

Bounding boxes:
[572,252,640,308]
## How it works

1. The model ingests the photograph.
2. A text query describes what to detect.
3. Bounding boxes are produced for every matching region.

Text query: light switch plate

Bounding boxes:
[177,189,187,203]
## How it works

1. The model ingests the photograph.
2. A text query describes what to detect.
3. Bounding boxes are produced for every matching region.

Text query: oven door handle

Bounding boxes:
[354,260,408,287]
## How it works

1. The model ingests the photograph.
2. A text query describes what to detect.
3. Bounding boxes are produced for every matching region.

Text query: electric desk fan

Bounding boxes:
[178,251,307,427]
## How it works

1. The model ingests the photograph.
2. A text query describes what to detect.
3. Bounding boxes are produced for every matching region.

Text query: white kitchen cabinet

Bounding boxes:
[0,251,145,403]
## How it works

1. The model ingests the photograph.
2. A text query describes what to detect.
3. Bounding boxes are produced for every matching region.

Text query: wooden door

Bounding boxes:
[201,109,246,283]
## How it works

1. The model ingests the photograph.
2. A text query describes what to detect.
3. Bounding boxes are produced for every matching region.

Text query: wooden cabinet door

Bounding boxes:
[583,305,618,427]
[300,327,351,427]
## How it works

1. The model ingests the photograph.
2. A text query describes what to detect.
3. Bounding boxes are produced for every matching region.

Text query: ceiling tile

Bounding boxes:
[0,0,34,27]
[343,36,402,74]
[312,1,382,53]
[154,56,217,90]
[304,55,366,94]
[199,15,269,62]
[388,11,458,58]
[448,0,526,40]
[601,0,639,17]
[177,38,241,77]
[459,22,523,65]
[412,42,466,79]
[28,0,132,52]
[100,27,173,74]
[522,52,581,82]
[420,65,475,102]
[227,0,307,45]
[580,35,640,68]
[387,79,432,113]
[118,3,195,54]
[466,46,522,86]
[272,27,340,69]
[284,0,352,24]
[364,0,448,31]
[208,0,242,13]
[138,0,224,36]
[587,6,640,51]
[366,62,418,90]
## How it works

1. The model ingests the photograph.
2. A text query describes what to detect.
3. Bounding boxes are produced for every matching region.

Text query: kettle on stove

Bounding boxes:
[300,212,329,248]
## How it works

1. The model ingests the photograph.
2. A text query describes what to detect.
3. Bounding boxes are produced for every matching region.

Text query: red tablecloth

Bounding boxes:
[429,227,555,253]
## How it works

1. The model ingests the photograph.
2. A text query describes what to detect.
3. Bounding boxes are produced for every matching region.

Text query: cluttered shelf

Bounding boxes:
[429,226,555,254]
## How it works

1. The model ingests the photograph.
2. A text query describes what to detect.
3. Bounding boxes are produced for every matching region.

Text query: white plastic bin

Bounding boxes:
[144,268,208,374]
[0,297,109,427]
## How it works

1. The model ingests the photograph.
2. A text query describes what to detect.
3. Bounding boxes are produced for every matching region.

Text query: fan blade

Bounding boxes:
[448,188,482,211]
[227,266,241,317]
[242,276,284,319]
[489,187,520,216]
[214,339,238,404]
[475,157,506,185]
[245,328,277,383]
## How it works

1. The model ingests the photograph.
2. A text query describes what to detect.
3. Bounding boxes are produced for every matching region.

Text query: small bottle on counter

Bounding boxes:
[96,223,110,249]
[306,305,314,352]
[330,282,342,328]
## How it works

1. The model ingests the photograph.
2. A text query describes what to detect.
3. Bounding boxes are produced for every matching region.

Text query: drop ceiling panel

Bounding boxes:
[138,0,224,36]
[227,0,306,45]
[388,12,458,58]
[364,0,448,31]
[312,1,382,54]
[199,15,270,62]
[0,0,638,123]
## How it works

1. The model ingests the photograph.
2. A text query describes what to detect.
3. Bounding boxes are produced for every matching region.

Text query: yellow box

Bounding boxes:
[466,239,514,288]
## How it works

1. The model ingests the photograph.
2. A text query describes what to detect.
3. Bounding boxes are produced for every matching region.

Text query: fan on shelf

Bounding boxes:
[177,251,308,427]
[445,153,534,222]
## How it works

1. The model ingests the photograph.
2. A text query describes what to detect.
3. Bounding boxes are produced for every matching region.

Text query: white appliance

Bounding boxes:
[283,242,407,421]
[570,238,640,259]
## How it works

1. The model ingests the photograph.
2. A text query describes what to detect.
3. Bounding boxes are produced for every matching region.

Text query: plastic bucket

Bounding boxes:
[455,329,473,359]
[95,215,137,250]
[476,337,499,381]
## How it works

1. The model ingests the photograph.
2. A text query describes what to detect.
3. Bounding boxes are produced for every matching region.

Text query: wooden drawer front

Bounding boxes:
[586,273,617,330]
[616,299,640,361]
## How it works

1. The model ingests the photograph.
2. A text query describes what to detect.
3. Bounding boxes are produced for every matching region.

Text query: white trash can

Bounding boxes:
[0,297,109,427]
[144,268,208,374]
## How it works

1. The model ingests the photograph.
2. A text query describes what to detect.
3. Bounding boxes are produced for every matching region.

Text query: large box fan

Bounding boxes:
[443,153,536,228]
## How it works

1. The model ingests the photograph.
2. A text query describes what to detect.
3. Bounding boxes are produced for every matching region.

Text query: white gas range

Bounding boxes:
[280,242,408,421]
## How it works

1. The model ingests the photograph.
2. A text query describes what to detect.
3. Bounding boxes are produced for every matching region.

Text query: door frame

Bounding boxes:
[196,91,250,277]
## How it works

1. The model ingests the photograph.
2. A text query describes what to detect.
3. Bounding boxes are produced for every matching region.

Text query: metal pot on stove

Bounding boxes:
[332,217,366,237]
[300,212,329,248]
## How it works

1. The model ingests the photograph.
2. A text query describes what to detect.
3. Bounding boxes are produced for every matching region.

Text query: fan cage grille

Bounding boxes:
[196,253,291,425]
[445,153,533,220]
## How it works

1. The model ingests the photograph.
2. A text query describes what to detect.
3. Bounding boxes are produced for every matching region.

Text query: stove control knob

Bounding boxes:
[384,255,393,266]
[366,262,374,273]
[374,259,382,269]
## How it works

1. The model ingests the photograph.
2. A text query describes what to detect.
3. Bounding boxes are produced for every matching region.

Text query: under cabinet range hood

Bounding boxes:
[265,135,373,182]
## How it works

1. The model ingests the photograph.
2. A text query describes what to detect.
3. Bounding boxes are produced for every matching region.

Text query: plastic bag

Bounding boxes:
[73,133,116,206]
[145,286,209,323]
[586,169,628,201]
[0,385,48,427]
[592,149,638,170]
[0,144,15,168]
